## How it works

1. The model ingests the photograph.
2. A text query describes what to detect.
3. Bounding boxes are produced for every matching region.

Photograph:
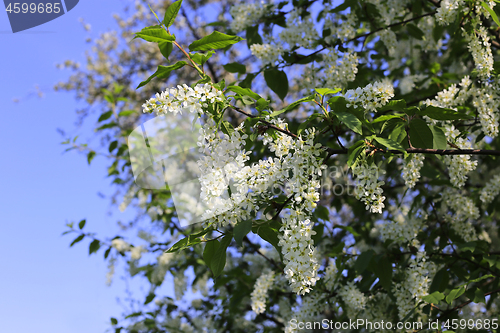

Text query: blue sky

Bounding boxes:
[0,1,145,332]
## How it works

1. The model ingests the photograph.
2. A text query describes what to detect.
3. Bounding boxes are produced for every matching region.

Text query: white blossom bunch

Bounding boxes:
[250,43,283,65]
[344,80,394,112]
[402,154,425,188]
[480,174,500,205]
[463,26,494,79]
[229,1,267,33]
[142,84,223,115]
[393,251,435,320]
[436,0,465,25]
[250,271,275,314]
[338,281,367,315]
[352,163,386,214]
[323,51,359,89]
[443,125,478,187]
[278,10,317,49]
[380,208,425,246]
[441,189,479,241]
[111,238,131,252]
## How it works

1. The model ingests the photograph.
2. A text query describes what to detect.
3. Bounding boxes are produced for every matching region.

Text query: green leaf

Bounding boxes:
[211,234,232,277]
[468,274,494,284]
[377,99,407,112]
[78,219,86,229]
[354,250,374,274]
[220,121,234,137]
[87,151,96,165]
[457,241,477,252]
[118,110,137,117]
[89,239,100,255]
[144,293,156,305]
[159,42,173,60]
[407,24,425,40]
[264,69,288,101]
[420,106,473,120]
[388,122,406,143]
[190,51,215,65]
[70,235,85,247]
[422,291,445,304]
[446,286,465,304]
[315,88,340,96]
[374,137,405,152]
[110,318,118,325]
[297,113,323,135]
[223,62,246,74]
[189,31,243,51]
[481,1,500,27]
[430,268,449,293]
[270,95,314,117]
[203,239,220,268]
[429,125,447,149]
[336,112,363,135]
[163,0,183,27]
[409,118,433,149]
[166,234,202,253]
[256,226,281,259]
[372,114,405,124]
[466,287,486,304]
[372,255,392,292]
[137,61,187,89]
[109,140,118,153]
[347,140,365,168]
[98,111,113,122]
[225,85,261,100]
[233,220,253,247]
[246,26,263,46]
[135,27,175,43]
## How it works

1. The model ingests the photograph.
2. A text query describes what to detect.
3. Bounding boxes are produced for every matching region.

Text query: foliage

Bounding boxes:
[59,0,500,332]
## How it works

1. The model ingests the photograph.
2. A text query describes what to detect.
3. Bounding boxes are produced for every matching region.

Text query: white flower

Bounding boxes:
[251,271,275,314]
[111,239,130,252]
[480,174,500,205]
[402,154,425,188]
[130,245,145,260]
[352,163,386,214]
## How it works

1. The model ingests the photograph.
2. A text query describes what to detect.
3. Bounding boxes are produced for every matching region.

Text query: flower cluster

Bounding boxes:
[380,208,424,247]
[197,114,325,294]
[441,189,479,242]
[324,12,357,43]
[142,84,223,115]
[352,163,386,214]
[269,126,324,295]
[436,0,464,25]
[250,271,275,314]
[250,43,283,65]
[323,51,359,89]
[323,260,338,291]
[338,281,367,316]
[443,125,478,187]
[399,73,427,95]
[111,238,130,252]
[463,26,494,79]
[472,81,500,138]
[197,120,252,225]
[229,1,266,33]
[393,251,435,320]
[279,10,317,49]
[402,154,425,189]
[480,174,500,205]
[285,293,325,333]
[378,29,397,56]
[344,80,395,112]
